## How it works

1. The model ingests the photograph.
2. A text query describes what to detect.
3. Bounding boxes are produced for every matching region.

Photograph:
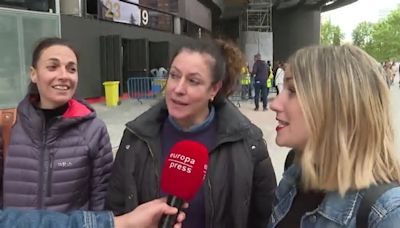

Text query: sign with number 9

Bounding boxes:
[141,9,148,25]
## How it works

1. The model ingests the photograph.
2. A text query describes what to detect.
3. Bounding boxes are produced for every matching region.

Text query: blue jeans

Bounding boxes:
[0,209,114,228]
[241,84,249,99]
[249,78,254,98]
[254,81,268,109]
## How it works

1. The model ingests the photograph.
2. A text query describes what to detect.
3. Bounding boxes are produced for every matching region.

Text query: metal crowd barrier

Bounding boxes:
[229,84,278,108]
[127,77,167,104]
[229,84,243,107]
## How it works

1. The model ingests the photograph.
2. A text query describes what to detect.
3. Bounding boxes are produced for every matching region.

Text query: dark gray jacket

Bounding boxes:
[1,97,113,212]
[106,99,277,228]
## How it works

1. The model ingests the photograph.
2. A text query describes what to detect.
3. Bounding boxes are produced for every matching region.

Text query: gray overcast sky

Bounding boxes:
[322,0,400,41]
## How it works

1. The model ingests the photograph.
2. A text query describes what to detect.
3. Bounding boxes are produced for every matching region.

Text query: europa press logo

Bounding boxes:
[168,152,195,174]
[161,140,209,201]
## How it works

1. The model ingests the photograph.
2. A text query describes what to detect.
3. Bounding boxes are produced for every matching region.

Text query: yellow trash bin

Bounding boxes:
[103,81,120,107]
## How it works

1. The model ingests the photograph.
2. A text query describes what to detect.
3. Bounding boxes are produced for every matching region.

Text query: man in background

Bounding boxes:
[252,53,268,111]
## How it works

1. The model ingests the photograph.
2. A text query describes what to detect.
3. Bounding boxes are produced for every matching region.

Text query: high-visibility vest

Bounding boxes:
[241,74,251,85]
[266,66,273,88]
[240,67,251,85]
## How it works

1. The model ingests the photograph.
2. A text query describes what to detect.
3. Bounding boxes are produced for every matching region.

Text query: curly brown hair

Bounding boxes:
[170,38,245,103]
[214,39,245,97]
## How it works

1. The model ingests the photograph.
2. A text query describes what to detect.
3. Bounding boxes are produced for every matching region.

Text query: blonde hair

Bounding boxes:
[288,45,400,195]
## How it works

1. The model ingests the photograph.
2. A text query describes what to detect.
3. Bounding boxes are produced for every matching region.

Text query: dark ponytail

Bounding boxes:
[27,82,39,96]
[214,39,245,98]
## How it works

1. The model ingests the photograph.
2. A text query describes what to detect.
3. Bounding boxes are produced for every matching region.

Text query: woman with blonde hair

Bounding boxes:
[269,44,400,227]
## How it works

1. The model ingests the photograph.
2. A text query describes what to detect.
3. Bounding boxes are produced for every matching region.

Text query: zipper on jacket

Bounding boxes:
[154,155,160,196]
[126,127,160,195]
[207,178,214,228]
[126,127,155,158]
[146,140,160,196]
[46,152,54,197]
[38,125,47,209]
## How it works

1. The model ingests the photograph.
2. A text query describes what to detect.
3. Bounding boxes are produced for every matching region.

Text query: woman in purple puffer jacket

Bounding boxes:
[0,37,113,212]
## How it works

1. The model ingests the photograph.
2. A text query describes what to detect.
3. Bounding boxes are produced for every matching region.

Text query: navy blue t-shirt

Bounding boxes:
[160,108,217,228]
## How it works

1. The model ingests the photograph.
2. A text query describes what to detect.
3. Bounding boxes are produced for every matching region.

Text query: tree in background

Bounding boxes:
[352,22,374,50]
[352,6,400,61]
[320,19,344,45]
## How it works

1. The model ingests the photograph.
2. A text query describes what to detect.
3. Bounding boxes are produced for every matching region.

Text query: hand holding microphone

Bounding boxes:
[114,198,187,228]
[159,140,209,228]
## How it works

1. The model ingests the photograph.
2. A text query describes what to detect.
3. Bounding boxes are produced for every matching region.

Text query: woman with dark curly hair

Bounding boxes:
[107,38,277,228]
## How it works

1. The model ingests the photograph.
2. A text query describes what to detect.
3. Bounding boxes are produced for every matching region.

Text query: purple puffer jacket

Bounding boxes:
[1,97,113,212]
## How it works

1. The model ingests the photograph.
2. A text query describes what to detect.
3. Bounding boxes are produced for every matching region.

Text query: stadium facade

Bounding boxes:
[0,0,357,104]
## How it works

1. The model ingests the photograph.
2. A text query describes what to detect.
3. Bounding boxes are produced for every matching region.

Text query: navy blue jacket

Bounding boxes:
[252,60,268,84]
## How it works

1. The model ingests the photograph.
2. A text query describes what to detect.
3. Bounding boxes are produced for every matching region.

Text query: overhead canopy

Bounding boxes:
[272,0,358,11]
[213,0,358,18]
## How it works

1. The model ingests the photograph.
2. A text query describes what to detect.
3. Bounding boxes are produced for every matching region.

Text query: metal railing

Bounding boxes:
[229,83,277,108]
[127,76,278,106]
[127,77,167,104]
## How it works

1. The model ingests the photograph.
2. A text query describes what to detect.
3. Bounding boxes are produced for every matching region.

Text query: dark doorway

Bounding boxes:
[122,38,149,92]
[99,35,123,95]
[149,41,170,70]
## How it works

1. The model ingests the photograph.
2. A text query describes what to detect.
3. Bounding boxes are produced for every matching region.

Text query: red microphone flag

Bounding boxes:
[160,140,209,201]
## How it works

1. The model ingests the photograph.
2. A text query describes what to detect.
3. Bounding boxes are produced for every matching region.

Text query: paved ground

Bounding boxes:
[93,73,400,180]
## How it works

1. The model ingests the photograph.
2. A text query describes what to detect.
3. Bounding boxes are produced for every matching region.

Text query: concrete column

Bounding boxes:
[174,16,181,35]
[273,6,321,62]
[240,31,273,67]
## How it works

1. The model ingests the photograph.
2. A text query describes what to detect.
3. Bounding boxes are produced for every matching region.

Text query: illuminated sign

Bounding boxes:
[98,0,173,31]
[99,0,149,26]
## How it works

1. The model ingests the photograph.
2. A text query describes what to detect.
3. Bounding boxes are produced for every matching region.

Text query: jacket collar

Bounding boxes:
[125,99,169,138]
[63,99,93,118]
[214,99,254,144]
[280,164,360,226]
[17,97,96,140]
[167,105,215,132]
[318,190,359,226]
[126,99,255,145]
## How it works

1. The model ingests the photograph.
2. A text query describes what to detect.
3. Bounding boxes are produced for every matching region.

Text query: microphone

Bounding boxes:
[159,140,209,228]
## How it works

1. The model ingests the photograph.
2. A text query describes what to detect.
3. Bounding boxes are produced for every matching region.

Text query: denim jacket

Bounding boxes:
[0,209,114,228]
[268,165,400,228]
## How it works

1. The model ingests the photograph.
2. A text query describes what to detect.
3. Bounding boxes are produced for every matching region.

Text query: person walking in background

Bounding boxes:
[274,62,285,94]
[248,63,253,98]
[267,60,272,71]
[240,63,251,99]
[390,61,398,88]
[106,38,276,228]
[1,37,113,212]
[272,61,279,95]
[398,62,400,88]
[384,61,394,86]
[252,53,268,111]
[265,61,274,110]
[268,44,400,227]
